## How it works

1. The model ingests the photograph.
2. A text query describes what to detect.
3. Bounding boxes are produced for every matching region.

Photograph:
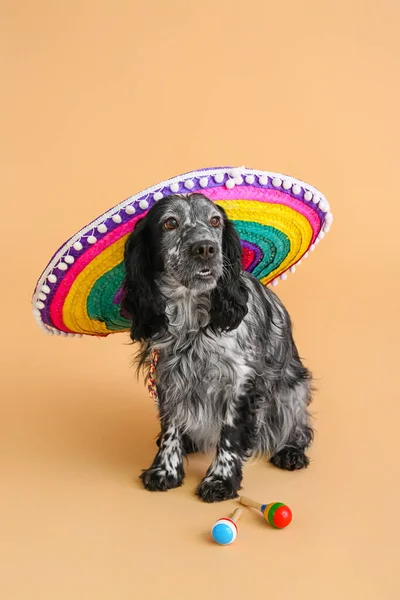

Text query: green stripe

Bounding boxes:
[233,221,290,280]
[87,262,131,331]
[266,502,285,528]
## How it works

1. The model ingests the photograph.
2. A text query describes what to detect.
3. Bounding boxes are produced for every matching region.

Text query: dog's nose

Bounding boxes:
[191,240,216,260]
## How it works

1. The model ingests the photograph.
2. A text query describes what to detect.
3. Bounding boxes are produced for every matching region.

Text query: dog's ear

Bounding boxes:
[210,207,248,332]
[121,218,167,342]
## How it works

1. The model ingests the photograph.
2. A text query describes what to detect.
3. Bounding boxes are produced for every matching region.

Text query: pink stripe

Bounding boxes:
[202,186,321,242]
[50,215,143,332]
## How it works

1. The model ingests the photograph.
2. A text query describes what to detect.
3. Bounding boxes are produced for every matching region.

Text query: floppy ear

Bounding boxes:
[210,207,248,332]
[121,219,167,342]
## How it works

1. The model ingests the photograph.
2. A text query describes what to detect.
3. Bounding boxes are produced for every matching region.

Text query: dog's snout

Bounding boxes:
[191,240,216,260]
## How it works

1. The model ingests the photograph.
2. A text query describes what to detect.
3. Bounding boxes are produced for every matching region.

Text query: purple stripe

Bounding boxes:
[113,285,125,305]
[241,240,263,271]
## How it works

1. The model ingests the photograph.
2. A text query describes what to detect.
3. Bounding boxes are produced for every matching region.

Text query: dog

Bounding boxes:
[121,193,313,503]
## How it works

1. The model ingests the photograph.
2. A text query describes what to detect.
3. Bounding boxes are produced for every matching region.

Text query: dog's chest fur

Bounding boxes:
[151,283,255,446]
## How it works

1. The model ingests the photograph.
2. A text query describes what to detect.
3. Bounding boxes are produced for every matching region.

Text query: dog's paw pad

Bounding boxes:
[196,476,240,503]
[140,466,184,492]
[270,447,310,471]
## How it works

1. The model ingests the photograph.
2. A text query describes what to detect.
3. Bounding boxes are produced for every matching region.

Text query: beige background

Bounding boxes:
[1,1,399,599]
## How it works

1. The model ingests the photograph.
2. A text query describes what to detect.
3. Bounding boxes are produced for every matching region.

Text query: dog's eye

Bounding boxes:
[164,217,179,230]
[210,216,221,227]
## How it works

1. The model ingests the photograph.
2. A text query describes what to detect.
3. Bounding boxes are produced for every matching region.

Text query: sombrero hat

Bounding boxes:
[32,166,332,338]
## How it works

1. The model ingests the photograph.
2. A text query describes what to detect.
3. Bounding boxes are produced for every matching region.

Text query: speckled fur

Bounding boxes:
[122,194,313,502]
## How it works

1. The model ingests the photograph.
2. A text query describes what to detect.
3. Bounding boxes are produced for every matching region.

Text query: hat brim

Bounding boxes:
[32,167,332,337]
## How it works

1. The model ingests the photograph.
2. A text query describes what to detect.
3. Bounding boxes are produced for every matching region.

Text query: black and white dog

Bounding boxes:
[122,193,313,502]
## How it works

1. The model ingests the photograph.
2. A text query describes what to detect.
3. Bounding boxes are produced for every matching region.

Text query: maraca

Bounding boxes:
[211,508,243,545]
[240,496,292,529]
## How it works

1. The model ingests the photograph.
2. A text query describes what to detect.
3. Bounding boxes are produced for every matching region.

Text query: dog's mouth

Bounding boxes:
[196,268,213,279]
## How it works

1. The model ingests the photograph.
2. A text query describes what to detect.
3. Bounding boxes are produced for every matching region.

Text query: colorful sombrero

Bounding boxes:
[32,166,332,338]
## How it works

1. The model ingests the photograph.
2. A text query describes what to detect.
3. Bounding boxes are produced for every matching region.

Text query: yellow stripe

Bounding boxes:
[62,234,129,335]
[217,200,312,283]
[263,503,274,519]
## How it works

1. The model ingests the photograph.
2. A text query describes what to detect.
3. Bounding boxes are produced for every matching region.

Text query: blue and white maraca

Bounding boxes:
[211,508,243,545]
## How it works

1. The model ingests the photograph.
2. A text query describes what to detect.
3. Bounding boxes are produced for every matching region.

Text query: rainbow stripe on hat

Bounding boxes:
[32,166,332,337]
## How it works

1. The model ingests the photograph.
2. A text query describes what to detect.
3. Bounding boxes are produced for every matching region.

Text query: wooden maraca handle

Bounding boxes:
[230,508,243,523]
[239,496,261,511]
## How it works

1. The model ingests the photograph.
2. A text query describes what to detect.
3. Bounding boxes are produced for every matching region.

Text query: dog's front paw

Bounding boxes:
[140,465,184,492]
[196,476,240,503]
[270,447,310,471]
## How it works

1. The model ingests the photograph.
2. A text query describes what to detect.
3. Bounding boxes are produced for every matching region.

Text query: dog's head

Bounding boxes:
[122,193,248,341]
